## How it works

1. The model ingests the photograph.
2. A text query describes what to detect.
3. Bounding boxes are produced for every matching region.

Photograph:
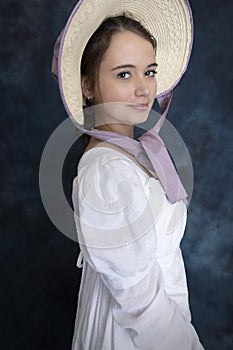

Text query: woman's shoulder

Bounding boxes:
[73,144,155,238]
[79,143,147,182]
[74,143,152,204]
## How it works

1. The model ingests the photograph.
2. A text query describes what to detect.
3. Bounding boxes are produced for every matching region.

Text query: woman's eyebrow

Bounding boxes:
[111,62,158,71]
[148,62,158,68]
[111,64,135,71]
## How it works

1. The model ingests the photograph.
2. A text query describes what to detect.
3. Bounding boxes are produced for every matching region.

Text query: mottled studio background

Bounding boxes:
[0,0,232,349]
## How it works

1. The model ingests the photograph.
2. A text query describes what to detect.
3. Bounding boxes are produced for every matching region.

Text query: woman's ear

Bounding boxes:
[81,76,93,100]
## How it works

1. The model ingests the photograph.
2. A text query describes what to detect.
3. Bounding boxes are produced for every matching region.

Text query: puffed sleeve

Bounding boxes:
[72,148,204,350]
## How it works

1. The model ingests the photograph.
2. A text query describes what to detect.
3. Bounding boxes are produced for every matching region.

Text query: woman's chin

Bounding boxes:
[132,111,150,125]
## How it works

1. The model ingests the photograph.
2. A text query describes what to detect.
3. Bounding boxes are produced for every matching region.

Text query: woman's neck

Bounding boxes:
[95,123,134,138]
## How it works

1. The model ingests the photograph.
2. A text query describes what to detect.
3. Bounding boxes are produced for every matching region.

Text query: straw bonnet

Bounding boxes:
[52,0,193,126]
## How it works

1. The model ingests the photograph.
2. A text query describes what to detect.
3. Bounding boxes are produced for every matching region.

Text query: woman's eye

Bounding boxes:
[117,72,130,79]
[145,70,157,77]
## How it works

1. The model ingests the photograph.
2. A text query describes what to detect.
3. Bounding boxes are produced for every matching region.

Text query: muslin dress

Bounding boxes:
[71,146,204,350]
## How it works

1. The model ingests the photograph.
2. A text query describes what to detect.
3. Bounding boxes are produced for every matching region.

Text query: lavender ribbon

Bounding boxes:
[83,93,188,204]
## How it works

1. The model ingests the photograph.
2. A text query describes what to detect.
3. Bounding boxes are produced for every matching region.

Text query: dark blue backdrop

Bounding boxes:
[0,0,232,349]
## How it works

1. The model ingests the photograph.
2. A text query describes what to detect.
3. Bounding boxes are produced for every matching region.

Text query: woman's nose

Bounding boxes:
[135,77,150,97]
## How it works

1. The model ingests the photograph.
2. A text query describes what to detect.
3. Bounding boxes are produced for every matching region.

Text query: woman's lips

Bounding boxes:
[128,103,149,111]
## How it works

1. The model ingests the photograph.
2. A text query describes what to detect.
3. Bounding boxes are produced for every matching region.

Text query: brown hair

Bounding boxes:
[81,13,157,106]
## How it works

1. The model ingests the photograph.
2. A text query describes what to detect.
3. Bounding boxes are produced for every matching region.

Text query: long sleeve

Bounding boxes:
[72,147,204,350]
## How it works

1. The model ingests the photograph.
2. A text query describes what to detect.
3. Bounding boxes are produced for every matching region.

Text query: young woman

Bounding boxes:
[52,1,204,349]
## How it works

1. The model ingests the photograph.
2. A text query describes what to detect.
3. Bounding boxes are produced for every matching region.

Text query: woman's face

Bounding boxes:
[83,30,157,128]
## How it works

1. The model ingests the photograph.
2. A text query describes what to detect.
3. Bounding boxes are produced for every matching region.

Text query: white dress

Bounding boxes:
[71,146,204,350]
